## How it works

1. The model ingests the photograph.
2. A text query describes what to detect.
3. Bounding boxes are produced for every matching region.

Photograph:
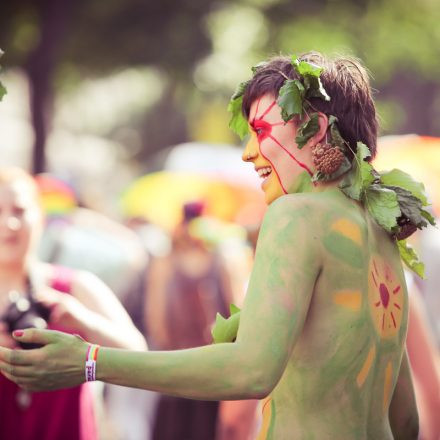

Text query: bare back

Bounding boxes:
[259,190,408,439]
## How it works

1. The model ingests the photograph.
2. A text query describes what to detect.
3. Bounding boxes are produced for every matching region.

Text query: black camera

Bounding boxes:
[1,290,51,349]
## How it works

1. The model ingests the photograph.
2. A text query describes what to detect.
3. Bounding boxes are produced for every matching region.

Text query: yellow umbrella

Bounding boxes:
[120,171,265,231]
[375,135,440,215]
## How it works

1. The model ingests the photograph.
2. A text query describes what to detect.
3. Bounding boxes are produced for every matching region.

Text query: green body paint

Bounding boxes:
[323,232,364,268]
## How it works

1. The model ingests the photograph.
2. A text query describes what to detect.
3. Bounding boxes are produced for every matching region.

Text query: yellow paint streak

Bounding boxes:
[383,362,393,413]
[333,290,362,311]
[331,218,362,245]
[356,345,376,387]
[257,397,272,440]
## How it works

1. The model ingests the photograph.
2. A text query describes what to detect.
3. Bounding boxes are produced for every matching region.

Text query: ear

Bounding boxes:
[304,112,328,148]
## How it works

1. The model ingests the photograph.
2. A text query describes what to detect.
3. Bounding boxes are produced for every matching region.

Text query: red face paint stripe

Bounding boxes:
[393,303,401,310]
[259,145,288,194]
[257,100,277,120]
[371,272,378,287]
[392,286,400,294]
[267,134,313,176]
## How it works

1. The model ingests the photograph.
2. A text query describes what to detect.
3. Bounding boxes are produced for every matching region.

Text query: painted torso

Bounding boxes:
[257,189,408,440]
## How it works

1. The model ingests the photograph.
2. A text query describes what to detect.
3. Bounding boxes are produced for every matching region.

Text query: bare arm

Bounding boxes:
[389,350,419,440]
[38,269,146,350]
[0,196,321,399]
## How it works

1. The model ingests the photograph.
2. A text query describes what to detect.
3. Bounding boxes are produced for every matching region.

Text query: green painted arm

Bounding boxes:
[96,196,322,400]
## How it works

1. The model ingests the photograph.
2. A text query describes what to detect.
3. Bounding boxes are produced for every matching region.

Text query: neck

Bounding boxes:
[0,261,30,295]
[288,171,342,195]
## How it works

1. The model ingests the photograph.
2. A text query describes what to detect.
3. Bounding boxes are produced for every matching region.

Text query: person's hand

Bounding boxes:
[0,322,18,349]
[36,287,91,333]
[0,328,88,392]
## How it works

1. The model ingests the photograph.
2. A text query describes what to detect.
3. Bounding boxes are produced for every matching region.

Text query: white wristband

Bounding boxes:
[85,344,100,382]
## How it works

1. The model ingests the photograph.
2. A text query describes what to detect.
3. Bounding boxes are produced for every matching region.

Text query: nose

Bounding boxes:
[242,132,258,162]
[4,216,21,231]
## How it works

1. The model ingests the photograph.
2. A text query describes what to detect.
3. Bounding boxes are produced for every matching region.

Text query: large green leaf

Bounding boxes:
[387,186,425,228]
[364,184,401,232]
[295,112,319,148]
[277,79,304,122]
[397,240,425,279]
[380,169,428,206]
[211,305,241,344]
[295,59,323,78]
[339,142,374,200]
[227,80,250,139]
[421,209,436,226]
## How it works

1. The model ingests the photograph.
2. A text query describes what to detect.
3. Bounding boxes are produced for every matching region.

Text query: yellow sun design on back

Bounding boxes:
[368,256,404,339]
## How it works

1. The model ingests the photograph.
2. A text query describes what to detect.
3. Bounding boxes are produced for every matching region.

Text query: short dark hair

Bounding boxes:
[242,52,379,158]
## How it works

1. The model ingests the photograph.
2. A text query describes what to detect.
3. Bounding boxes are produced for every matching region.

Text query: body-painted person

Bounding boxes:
[1,52,432,439]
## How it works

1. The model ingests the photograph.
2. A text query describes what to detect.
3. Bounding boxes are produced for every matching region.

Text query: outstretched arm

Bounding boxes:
[0,196,321,400]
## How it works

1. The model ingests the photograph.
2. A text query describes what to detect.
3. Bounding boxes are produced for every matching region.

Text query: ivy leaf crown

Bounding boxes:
[228,54,435,278]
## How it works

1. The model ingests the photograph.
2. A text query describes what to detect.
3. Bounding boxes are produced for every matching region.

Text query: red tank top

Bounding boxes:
[0,266,98,440]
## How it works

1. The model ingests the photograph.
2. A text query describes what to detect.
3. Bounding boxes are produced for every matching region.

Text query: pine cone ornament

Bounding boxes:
[311,142,345,175]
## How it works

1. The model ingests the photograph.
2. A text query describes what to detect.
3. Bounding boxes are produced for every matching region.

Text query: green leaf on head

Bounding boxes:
[339,142,374,200]
[397,240,425,279]
[228,80,250,140]
[295,112,320,149]
[277,79,305,122]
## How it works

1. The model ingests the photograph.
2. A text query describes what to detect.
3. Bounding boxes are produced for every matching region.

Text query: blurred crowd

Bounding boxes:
[0,158,439,440]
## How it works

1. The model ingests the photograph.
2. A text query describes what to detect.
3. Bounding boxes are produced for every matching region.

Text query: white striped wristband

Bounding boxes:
[85,344,100,382]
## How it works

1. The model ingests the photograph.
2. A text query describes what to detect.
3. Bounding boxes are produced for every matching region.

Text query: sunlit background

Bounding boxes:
[1,2,440,439]
[2,0,440,216]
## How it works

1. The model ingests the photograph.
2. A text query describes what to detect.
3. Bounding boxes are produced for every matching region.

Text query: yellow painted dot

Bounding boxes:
[330,218,363,245]
[383,362,393,413]
[333,290,362,312]
[356,345,376,387]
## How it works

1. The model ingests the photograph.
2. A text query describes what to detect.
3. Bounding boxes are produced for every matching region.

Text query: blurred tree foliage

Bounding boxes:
[1,0,440,172]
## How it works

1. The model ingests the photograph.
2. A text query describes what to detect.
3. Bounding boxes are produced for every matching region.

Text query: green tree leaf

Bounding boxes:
[387,186,425,228]
[397,240,425,279]
[339,142,374,200]
[365,184,401,232]
[380,169,428,206]
[211,309,241,344]
[295,60,323,78]
[227,80,250,139]
[421,209,436,226]
[295,112,319,148]
[277,79,304,122]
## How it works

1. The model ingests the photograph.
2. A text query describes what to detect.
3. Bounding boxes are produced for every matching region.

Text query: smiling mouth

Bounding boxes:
[257,167,272,179]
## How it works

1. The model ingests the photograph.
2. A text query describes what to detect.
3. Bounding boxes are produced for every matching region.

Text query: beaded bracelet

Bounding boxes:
[85,344,100,382]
